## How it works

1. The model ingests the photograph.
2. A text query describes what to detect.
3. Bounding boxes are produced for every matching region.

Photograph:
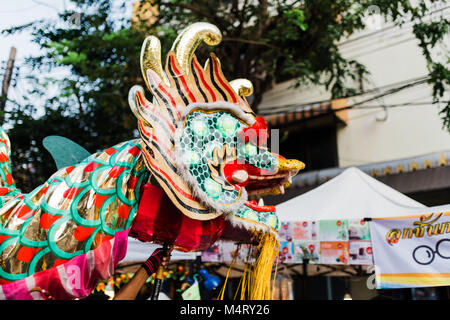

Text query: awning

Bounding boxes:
[261,98,348,127]
[289,151,450,189]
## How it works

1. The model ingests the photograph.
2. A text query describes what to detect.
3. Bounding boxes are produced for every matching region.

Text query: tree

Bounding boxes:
[149,0,448,112]
[3,0,147,190]
[2,0,449,191]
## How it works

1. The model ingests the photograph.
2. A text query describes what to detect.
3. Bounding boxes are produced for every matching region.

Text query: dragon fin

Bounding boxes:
[43,136,91,170]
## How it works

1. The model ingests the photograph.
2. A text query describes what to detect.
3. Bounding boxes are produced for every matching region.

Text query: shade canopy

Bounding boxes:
[276,167,450,221]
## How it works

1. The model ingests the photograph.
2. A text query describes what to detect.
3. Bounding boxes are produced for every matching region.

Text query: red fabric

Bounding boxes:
[130,184,226,252]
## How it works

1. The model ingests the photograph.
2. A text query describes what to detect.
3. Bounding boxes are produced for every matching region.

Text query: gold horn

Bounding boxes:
[171,22,222,75]
[230,78,254,97]
[141,35,170,88]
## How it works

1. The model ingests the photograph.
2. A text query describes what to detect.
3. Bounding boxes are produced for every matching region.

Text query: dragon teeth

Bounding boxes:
[258,198,264,206]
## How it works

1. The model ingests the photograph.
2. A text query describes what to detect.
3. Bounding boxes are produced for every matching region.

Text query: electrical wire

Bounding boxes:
[0,4,40,14]
[30,0,60,12]
[352,101,447,109]
[305,97,445,123]
[259,75,431,115]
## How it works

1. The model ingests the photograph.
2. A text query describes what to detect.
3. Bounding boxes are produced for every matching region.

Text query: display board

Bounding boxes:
[202,218,374,265]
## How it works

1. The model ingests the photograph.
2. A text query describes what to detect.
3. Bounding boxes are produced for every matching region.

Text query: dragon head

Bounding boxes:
[128,23,304,240]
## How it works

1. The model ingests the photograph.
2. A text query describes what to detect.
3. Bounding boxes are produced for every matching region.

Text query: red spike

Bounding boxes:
[170,55,197,103]
[211,55,238,103]
[193,57,216,101]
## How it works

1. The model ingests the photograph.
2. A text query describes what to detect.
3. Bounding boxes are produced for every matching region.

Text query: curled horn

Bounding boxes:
[141,35,170,88]
[229,78,254,97]
[128,85,147,121]
[171,22,222,75]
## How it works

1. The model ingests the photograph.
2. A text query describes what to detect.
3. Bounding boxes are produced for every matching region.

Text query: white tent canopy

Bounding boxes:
[276,167,450,221]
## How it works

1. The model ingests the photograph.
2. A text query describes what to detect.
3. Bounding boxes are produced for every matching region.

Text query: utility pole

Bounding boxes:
[0,47,17,124]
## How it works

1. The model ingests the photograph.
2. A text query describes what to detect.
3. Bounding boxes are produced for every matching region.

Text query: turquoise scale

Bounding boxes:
[0,139,148,281]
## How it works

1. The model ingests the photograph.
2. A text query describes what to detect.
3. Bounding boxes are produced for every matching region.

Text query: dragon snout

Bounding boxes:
[277,156,305,173]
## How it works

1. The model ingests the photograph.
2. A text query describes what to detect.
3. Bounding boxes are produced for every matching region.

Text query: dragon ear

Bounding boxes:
[128,85,177,148]
[128,85,152,123]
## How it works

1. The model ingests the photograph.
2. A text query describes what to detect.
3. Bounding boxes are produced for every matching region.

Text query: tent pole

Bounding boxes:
[302,258,309,299]
[326,276,333,300]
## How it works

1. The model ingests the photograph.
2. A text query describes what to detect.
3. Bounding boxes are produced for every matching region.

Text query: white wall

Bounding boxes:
[259,6,450,167]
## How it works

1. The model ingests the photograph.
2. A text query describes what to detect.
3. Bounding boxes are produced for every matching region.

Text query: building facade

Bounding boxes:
[261,5,450,207]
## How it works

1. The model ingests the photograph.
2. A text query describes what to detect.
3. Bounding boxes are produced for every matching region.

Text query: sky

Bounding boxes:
[0,0,135,63]
[0,0,65,69]
[0,0,134,121]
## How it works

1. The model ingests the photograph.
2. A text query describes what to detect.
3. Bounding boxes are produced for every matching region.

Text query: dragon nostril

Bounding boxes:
[232,170,248,184]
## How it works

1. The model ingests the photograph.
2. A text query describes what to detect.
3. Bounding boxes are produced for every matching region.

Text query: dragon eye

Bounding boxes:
[244,142,257,157]
[191,119,208,137]
[217,114,238,137]
[184,150,200,165]
[204,178,222,199]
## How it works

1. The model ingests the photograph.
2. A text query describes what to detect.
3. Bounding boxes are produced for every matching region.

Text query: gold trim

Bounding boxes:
[439,154,447,166]
[229,79,254,97]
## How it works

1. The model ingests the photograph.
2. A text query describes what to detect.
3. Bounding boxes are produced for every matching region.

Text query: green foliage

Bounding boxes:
[1,0,449,191]
[2,0,148,191]
[151,0,448,108]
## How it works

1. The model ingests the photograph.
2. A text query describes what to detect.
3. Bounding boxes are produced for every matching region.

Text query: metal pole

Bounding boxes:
[0,47,16,124]
[326,276,333,300]
[302,258,308,299]
[150,244,172,300]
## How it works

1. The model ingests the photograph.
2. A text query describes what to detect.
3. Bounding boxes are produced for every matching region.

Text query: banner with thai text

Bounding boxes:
[369,211,450,289]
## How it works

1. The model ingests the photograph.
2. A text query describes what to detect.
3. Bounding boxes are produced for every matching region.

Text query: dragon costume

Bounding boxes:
[0,22,304,300]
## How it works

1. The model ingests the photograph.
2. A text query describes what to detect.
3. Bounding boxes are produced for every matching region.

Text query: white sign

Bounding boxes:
[369,211,450,289]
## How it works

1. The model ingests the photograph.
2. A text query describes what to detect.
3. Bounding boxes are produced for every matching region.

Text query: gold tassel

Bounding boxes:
[234,262,246,300]
[217,246,240,300]
[218,258,234,300]
[217,232,279,300]
[247,232,279,300]
[271,251,279,299]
